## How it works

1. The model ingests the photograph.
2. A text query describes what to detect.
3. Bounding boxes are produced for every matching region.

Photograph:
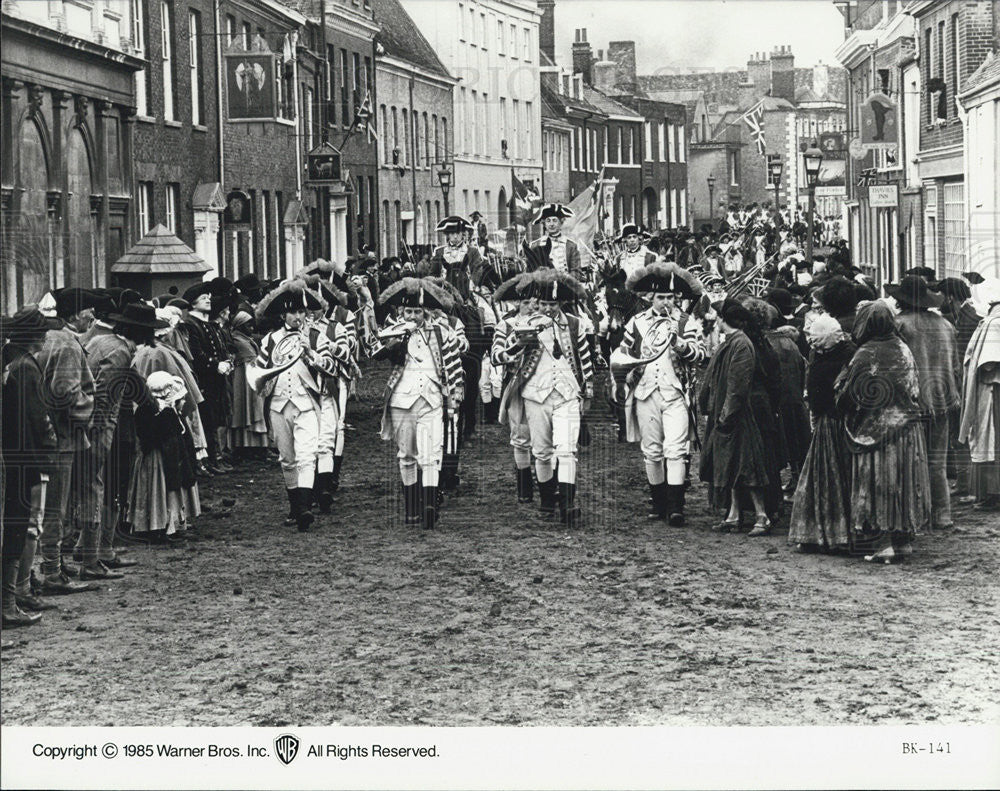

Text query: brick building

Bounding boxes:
[835,0,998,282]
[371,0,455,257]
[130,0,221,277]
[1,0,143,312]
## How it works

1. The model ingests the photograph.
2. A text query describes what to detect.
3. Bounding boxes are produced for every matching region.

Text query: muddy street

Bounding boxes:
[2,389,999,727]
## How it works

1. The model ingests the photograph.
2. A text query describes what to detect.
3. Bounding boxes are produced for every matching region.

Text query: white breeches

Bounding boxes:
[271,401,320,489]
[390,398,443,487]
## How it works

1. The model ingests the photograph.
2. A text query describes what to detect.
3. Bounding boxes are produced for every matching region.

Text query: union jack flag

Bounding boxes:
[741,99,767,157]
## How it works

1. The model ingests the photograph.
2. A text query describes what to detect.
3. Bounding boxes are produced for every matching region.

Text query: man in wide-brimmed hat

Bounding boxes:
[183,280,234,475]
[523,204,581,278]
[252,279,337,531]
[497,269,593,526]
[427,216,485,300]
[616,263,706,525]
[2,308,60,626]
[33,289,103,596]
[616,223,658,278]
[373,278,465,529]
[891,274,962,530]
[74,302,165,580]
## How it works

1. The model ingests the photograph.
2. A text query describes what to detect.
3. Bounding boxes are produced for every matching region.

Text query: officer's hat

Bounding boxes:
[626,262,704,301]
[519,269,587,302]
[378,277,454,312]
[533,203,574,224]
[436,216,473,235]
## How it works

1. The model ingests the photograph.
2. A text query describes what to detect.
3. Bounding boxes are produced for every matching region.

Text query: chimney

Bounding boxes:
[572,28,593,84]
[607,40,638,95]
[537,0,555,63]
[770,45,795,103]
[812,62,829,101]
[738,80,756,109]
[746,51,771,96]
[593,58,617,94]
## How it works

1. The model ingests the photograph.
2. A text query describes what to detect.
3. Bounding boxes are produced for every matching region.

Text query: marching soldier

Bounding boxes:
[490,274,538,503]
[523,204,581,278]
[615,263,706,525]
[373,278,464,529]
[498,270,593,526]
[617,223,658,278]
[297,275,354,514]
[251,280,337,532]
[428,216,485,300]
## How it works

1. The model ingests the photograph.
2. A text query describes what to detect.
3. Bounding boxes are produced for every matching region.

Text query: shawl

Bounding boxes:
[958,304,1000,462]
[834,302,921,452]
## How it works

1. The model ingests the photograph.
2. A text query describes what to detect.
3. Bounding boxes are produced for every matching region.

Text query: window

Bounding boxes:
[679,188,687,225]
[658,121,666,162]
[468,7,475,44]
[937,21,945,81]
[391,106,399,161]
[499,97,507,154]
[525,101,533,159]
[432,114,439,162]
[497,18,504,53]
[510,24,518,58]
[340,49,350,126]
[379,104,387,163]
[304,86,314,151]
[458,2,465,40]
[950,13,959,114]
[352,52,361,106]
[924,185,938,274]
[441,117,448,160]
[165,182,179,233]
[511,98,519,158]
[481,92,489,156]
[422,112,429,167]
[943,181,965,277]
[161,1,175,121]
[225,14,235,45]
[644,121,652,161]
[242,21,251,50]
[590,128,597,171]
[481,13,487,48]
[523,27,530,60]
[457,88,466,152]
[729,149,739,186]
[677,125,685,162]
[401,108,409,166]
[188,10,203,125]
[571,126,578,170]
[261,190,271,276]
[132,0,149,116]
[617,127,625,164]
[138,181,154,233]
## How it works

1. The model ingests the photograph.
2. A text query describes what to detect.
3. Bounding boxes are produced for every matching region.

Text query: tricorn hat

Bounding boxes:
[255,279,325,319]
[618,222,642,241]
[493,273,534,302]
[378,277,454,311]
[534,203,574,223]
[436,215,473,235]
[626,262,704,301]
[519,269,587,302]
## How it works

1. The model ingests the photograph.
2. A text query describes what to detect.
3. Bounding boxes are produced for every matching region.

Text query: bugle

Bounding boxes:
[247,333,305,393]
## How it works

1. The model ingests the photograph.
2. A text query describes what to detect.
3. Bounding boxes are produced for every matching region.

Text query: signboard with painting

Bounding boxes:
[225,51,276,121]
[306,143,342,186]
[223,190,252,227]
[860,89,898,149]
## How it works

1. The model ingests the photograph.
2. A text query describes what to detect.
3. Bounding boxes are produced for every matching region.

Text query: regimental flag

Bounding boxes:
[562,170,604,270]
[509,169,541,228]
[741,99,767,157]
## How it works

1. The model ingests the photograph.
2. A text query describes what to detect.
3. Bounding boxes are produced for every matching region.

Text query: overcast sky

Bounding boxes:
[552,0,845,73]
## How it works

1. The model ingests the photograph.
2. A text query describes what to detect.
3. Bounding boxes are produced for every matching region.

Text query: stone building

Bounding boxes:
[371,0,455,257]
[1,0,143,312]
[403,0,544,231]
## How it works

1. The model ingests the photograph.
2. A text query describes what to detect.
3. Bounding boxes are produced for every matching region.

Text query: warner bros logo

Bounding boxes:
[274,734,300,765]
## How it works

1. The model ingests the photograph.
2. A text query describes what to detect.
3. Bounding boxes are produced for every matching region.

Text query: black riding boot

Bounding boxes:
[422,487,438,529]
[315,473,334,514]
[647,483,668,520]
[284,488,297,526]
[295,488,315,532]
[403,483,421,527]
[516,466,534,503]
[538,478,558,518]
[559,482,581,527]
[668,485,686,526]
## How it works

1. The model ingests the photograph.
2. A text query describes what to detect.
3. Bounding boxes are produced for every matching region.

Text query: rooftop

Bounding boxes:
[370,0,449,79]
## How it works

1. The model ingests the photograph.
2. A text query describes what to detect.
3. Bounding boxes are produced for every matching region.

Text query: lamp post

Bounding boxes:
[707,174,716,221]
[437,162,453,218]
[803,141,823,265]
[768,156,784,195]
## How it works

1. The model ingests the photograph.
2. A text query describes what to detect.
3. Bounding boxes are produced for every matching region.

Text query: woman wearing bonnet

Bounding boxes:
[127,371,201,541]
[788,313,856,552]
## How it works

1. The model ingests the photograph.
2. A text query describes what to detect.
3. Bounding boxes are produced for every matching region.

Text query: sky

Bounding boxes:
[553,0,846,74]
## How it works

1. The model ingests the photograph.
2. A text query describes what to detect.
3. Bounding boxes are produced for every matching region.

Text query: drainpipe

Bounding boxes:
[410,73,418,248]
[214,0,224,185]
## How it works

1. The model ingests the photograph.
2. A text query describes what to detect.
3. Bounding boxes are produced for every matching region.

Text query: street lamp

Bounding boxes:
[768,156,784,193]
[436,162,453,217]
[707,174,716,221]
[803,141,824,264]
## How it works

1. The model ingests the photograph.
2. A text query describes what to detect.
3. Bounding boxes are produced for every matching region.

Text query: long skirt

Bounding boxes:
[788,415,850,549]
[848,422,931,555]
[970,384,1000,503]
[127,449,201,534]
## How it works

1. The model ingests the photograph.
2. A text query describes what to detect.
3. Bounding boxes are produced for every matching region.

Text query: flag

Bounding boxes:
[741,99,766,156]
[509,169,541,228]
[562,173,603,269]
[355,91,376,143]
